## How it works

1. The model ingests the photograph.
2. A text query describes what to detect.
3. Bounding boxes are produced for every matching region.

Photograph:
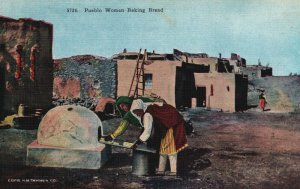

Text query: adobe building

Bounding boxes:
[116,49,248,112]
[227,53,247,73]
[0,16,53,118]
[240,65,273,80]
[194,73,248,112]
[226,53,273,80]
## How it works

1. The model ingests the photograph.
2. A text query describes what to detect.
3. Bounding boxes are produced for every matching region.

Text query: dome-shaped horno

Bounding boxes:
[37,105,102,148]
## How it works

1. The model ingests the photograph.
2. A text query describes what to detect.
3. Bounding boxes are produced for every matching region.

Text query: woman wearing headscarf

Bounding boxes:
[102,96,153,141]
[130,99,188,176]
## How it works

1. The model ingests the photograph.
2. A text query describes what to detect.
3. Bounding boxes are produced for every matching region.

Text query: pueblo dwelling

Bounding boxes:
[115,49,248,112]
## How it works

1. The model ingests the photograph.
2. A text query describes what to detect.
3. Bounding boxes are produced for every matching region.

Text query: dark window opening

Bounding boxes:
[144,74,153,89]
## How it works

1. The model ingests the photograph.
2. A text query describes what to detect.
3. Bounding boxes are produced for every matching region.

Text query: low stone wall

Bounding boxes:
[53,55,116,100]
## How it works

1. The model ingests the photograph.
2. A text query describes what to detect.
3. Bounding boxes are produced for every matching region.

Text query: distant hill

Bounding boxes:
[248,76,300,113]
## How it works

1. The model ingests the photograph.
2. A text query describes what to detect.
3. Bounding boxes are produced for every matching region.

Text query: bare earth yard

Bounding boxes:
[1,108,300,189]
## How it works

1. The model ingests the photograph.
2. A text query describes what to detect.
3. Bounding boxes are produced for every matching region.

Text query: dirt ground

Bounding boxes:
[1,108,300,189]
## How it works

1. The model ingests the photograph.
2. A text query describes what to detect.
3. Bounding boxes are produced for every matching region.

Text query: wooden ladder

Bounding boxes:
[128,49,147,98]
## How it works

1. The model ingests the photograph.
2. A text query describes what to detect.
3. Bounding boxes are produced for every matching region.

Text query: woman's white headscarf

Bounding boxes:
[130,99,148,126]
[130,99,148,111]
[130,99,164,127]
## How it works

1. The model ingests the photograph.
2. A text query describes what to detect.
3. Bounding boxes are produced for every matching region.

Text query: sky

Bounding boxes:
[1,0,300,76]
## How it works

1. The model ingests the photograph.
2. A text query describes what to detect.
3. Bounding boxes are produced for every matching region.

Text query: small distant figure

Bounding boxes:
[259,91,267,111]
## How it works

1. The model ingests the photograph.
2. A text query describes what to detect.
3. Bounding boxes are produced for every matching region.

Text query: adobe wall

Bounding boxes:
[144,60,181,106]
[117,60,181,106]
[228,59,240,73]
[261,67,273,77]
[0,17,53,115]
[186,57,218,73]
[194,73,236,112]
[116,60,136,97]
[241,67,261,79]
[240,66,272,80]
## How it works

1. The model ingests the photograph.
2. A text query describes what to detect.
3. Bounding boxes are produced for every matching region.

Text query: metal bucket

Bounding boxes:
[132,150,156,176]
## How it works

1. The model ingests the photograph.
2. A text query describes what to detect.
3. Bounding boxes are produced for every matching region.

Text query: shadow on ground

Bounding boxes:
[103,153,132,168]
[178,148,212,177]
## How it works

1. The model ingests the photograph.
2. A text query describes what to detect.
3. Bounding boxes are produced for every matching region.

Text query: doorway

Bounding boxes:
[196,87,206,107]
[175,67,195,108]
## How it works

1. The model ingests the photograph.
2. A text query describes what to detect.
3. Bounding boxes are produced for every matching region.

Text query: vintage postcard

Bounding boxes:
[1,0,300,188]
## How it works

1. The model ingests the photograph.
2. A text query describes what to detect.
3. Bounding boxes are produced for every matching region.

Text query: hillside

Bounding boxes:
[248,76,300,113]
